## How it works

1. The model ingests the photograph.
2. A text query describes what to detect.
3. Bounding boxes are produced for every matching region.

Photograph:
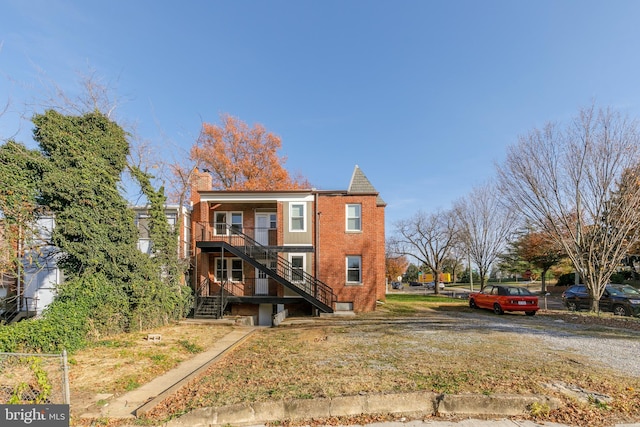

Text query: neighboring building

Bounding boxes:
[0,206,190,323]
[132,204,192,260]
[190,165,386,325]
[21,215,61,316]
[0,215,62,321]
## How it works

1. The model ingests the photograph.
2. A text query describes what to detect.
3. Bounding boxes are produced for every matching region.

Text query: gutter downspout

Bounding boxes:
[314,190,321,316]
[314,191,318,278]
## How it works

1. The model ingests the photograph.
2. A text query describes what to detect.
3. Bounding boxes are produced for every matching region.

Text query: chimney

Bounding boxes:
[190,168,212,205]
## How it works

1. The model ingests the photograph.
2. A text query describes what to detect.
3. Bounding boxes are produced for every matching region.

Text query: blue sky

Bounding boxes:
[2,0,640,230]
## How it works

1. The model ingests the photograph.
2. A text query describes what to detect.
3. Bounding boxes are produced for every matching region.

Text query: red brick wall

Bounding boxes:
[316,194,385,312]
[189,189,385,313]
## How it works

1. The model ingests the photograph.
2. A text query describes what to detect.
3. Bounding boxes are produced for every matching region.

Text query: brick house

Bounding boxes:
[190,165,386,325]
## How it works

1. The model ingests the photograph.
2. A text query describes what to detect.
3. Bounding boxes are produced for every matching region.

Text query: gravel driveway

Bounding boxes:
[388,289,640,378]
[428,310,640,378]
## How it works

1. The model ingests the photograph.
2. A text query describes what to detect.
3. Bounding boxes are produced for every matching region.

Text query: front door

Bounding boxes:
[255,213,270,245]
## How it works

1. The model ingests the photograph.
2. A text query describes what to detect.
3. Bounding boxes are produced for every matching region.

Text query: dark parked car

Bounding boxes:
[424,281,445,290]
[561,284,640,317]
[391,281,403,289]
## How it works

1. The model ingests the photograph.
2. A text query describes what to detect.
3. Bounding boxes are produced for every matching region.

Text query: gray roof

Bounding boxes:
[347,165,386,206]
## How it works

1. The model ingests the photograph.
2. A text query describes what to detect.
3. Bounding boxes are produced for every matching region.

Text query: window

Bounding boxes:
[346,256,362,283]
[290,255,304,282]
[346,204,361,231]
[290,203,305,232]
[214,212,227,235]
[269,213,277,229]
[231,212,243,234]
[136,214,151,238]
[215,258,243,281]
[214,212,243,235]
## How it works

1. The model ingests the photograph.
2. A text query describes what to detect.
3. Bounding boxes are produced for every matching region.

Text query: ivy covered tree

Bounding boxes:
[32,109,191,333]
[0,110,192,351]
[34,110,138,280]
[129,165,192,321]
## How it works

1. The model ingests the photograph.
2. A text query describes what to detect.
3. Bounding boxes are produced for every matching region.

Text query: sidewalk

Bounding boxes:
[80,326,257,420]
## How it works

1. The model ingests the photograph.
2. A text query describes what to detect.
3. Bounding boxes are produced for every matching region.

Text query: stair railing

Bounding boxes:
[217,224,335,309]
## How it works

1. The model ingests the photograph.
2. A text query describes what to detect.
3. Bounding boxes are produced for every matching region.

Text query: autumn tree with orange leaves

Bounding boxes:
[385,252,409,283]
[190,114,309,191]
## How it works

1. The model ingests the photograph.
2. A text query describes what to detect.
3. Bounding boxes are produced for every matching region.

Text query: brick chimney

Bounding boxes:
[190,168,212,227]
[190,168,212,204]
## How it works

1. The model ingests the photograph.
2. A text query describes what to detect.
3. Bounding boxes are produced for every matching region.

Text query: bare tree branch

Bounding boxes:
[497,105,640,310]
[390,209,458,294]
[454,182,517,287]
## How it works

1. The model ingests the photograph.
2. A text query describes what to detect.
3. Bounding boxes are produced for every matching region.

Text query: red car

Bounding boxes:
[469,285,539,316]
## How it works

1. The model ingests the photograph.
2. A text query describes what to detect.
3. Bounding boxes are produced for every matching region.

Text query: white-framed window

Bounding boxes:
[290,254,305,282]
[346,255,362,283]
[214,212,227,235]
[346,204,362,231]
[269,213,277,229]
[215,258,243,281]
[290,203,306,232]
[214,211,243,235]
[231,212,243,234]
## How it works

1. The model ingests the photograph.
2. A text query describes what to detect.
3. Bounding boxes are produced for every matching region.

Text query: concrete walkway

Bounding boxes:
[81,326,257,420]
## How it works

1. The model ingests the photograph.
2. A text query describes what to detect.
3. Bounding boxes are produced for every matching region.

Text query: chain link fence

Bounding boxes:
[0,351,70,404]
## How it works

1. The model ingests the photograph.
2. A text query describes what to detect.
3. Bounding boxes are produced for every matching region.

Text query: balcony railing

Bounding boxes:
[195,223,335,312]
[194,222,277,245]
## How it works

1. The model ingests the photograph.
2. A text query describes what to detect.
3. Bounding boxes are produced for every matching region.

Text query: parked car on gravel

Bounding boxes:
[561,284,640,317]
[469,285,539,316]
[425,281,445,289]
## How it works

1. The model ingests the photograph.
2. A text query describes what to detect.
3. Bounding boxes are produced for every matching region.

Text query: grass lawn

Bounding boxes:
[72,295,640,427]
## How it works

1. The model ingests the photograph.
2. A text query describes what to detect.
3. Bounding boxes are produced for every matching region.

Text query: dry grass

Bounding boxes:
[70,296,640,427]
[69,322,233,413]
